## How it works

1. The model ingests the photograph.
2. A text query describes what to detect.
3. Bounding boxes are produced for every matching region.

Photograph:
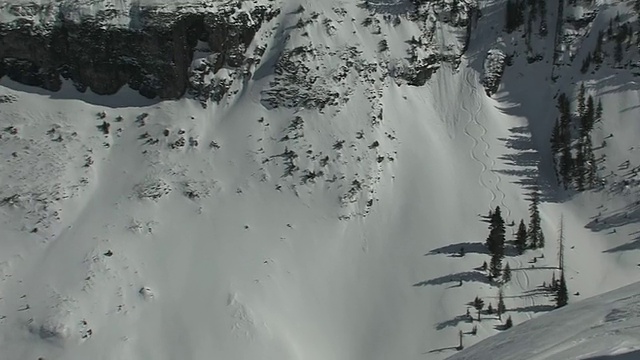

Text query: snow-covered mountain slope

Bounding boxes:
[447,281,640,360]
[0,0,639,359]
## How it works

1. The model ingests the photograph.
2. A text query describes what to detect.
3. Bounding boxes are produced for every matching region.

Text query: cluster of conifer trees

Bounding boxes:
[504,0,547,37]
[550,85,602,190]
[581,13,638,73]
[484,189,544,283]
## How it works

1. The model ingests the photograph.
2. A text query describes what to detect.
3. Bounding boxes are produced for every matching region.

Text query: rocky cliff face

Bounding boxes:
[0,2,279,99]
[0,0,478,102]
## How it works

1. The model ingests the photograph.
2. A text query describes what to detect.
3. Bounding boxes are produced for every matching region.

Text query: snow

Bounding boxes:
[447,281,640,360]
[0,0,639,359]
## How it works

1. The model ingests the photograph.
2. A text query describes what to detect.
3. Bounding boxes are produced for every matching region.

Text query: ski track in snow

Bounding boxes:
[463,69,511,220]
[462,71,496,206]
[513,257,534,321]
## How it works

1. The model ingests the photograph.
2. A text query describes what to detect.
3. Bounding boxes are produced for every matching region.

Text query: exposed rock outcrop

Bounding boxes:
[0,3,279,99]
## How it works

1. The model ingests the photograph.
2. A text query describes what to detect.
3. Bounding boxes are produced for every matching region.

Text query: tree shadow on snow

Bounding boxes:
[435,314,472,330]
[413,271,489,287]
[603,234,640,253]
[426,242,489,256]
[493,126,556,202]
[583,200,640,252]
[424,345,460,354]
[508,304,555,313]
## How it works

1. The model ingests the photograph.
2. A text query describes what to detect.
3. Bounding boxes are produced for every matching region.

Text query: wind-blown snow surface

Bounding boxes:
[0,0,639,359]
[447,281,640,360]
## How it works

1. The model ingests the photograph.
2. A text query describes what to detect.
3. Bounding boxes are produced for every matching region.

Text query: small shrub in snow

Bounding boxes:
[134,179,172,200]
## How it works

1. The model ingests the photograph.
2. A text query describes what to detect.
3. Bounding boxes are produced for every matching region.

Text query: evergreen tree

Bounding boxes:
[486,206,506,279]
[490,254,502,279]
[560,145,574,189]
[473,296,485,311]
[503,263,512,283]
[486,206,506,257]
[498,289,506,315]
[577,83,586,118]
[556,92,573,188]
[585,136,597,187]
[527,190,544,248]
[581,95,595,137]
[487,302,494,314]
[574,139,586,191]
[580,53,592,74]
[515,220,528,254]
[556,273,569,308]
[614,40,623,64]
[505,0,518,32]
[593,31,604,65]
[550,118,562,154]
[504,315,513,329]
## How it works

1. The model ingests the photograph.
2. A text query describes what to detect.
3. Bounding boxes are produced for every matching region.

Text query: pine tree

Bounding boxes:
[490,254,502,279]
[527,190,544,248]
[487,302,494,314]
[557,93,573,188]
[550,118,562,154]
[498,289,506,315]
[582,95,595,136]
[614,38,623,64]
[574,139,586,191]
[560,145,574,189]
[577,83,586,118]
[593,31,604,65]
[505,0,518,32]
[515,220,528,254]
[580,53,591,74]
[486,206,506,266]
[504,315,513,329]
[556,273,569,308]
[486,206,506,280]
[473,296,485,311]
[503,263,512,283]
[585,136,597,187]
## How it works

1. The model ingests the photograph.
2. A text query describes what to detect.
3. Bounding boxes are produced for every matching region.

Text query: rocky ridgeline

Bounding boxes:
[0,1,279,99]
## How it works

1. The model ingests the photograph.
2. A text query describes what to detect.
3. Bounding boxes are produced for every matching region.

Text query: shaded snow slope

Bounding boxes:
[447,281,640,360]
[0,0,639,359]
